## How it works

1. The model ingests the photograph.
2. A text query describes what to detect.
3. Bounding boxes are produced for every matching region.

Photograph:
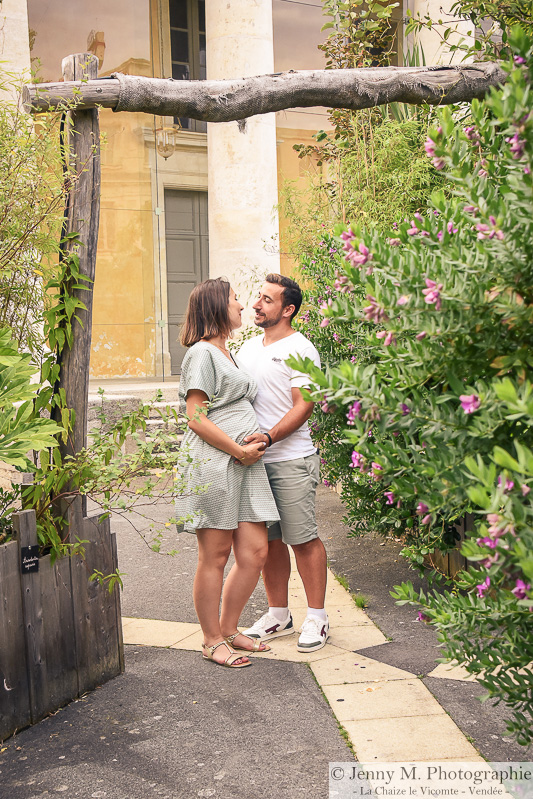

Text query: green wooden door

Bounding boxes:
[165,189,208,373]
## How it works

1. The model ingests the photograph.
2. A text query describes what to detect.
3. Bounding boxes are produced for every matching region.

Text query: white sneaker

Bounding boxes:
[242,612,295,641]
[297,615,329,652]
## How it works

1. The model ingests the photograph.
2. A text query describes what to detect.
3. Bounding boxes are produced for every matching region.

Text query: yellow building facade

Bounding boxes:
[25,0,463,379]
[25,0,333,378]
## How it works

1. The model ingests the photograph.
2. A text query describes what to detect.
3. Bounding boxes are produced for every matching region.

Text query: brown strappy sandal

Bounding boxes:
[202,640,251,668]
[224,632,271,653]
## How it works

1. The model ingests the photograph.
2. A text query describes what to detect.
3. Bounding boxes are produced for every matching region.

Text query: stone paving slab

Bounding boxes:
[323,679,448,722]
[310,652,413,685]
[122,618,198,648]
[428,661,478,682]
[342,715,481,762]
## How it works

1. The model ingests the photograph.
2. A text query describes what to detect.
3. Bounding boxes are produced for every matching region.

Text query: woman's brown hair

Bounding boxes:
[180,278,232,347]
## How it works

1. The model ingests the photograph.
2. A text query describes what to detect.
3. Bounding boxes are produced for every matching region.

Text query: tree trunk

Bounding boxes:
[24,62,505,120]
[52,53,100,521]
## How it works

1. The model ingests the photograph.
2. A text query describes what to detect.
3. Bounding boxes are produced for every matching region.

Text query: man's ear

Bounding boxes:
[282,304,295,319]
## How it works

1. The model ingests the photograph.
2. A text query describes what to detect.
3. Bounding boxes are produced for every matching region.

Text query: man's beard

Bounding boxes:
[254,311,284,329]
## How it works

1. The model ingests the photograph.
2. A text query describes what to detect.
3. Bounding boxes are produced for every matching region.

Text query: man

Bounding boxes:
[236,274,329,652]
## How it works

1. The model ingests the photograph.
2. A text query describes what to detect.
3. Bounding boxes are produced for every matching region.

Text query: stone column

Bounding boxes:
[205,0,280,309]
[0,0,31,102]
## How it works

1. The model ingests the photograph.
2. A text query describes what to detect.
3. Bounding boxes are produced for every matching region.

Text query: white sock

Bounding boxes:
[307,607,327,622]
[269,606,290,622]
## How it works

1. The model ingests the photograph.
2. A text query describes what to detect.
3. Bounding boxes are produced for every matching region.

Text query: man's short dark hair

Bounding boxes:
[265,273,302,321]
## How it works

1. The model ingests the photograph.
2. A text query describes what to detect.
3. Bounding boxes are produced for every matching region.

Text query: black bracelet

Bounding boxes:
[263,432,273,447]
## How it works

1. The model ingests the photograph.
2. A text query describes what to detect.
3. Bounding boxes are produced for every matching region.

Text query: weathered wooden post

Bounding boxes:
[54,53,100,518]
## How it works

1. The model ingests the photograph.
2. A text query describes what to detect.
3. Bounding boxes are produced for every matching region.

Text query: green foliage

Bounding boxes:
[283,3,441,268]
[22,392,193,562]
[0,328,62,469]
[293,27,533,742]
[406,0,533,62]
[0,70,66,355]
[340,117,444,231]
[320,0,400,70]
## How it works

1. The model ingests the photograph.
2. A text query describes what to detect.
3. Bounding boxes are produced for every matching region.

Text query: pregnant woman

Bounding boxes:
[176,278,280,668]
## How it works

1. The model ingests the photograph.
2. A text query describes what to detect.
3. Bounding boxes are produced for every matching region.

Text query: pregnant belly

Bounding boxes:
[208,399,259,441]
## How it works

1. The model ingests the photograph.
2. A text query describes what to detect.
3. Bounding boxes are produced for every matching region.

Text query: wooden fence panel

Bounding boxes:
[70,510,123,694]
[0,540,31,740]
[16,511,47,725]
[37,554,78,718]
[1,507,123,741]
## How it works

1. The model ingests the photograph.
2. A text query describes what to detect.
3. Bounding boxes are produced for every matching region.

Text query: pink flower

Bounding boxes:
[447,221,458,234]
[417,611,430,622]
[384,491,395,505]
[422,278,443,310]
[350,450,365,471]
[521,484,531,496]
[397,295,409,306]
[514,56,526,65]
[340,229,355,245]
[424,129,444,169]
[476,217,504,241]
[506,132,526,160]
[407,221,420,236]
[497,476,514,493]
[333,332,340,342]
[348,243,372,268]
[459,394,481,414]
[486,513,515,539]
[401,403,411,416]
[334,270,351,292]
[464,126,480,145]
[424,137,437,157]
[346,401,361,425]
[376,330,396,346]
[477,536,498,549]
[371,462,383,481]
[388,238,401,246]
[476,577,491,598]
[512,579,531,600]
[463,205,478,215]
[323,478,330,487]
[416,331,427,340]
[364,295,388,323]
[477,159,489,177]
[416,502,429,516]
[320,318,330,328]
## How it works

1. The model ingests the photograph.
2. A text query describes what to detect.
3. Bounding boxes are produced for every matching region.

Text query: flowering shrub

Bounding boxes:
[291,27,533,742]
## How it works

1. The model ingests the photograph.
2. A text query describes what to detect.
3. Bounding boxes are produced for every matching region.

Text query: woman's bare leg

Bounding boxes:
[194,527,248,665]
[220,521,269,647]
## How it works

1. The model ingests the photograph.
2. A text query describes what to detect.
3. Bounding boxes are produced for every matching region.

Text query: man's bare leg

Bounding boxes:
[292,537,327,609]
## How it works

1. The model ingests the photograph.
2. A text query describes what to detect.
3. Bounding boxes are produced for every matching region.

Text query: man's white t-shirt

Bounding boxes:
[237,331,321,463]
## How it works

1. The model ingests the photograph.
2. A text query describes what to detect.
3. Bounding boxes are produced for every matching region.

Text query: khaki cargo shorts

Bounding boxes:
[264,452,320,546]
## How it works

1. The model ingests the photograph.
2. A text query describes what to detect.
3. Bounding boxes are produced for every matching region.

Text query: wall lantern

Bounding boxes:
[155,124,179,159]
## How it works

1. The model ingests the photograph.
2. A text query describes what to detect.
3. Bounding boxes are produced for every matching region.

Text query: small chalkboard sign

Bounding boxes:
[21,545,39,574]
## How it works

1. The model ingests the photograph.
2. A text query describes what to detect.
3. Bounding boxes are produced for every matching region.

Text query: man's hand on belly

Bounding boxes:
[243,432,269,449]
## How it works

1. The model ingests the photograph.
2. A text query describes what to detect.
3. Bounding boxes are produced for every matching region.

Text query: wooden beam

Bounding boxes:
[23,62,506,120]
[52,53,100,518]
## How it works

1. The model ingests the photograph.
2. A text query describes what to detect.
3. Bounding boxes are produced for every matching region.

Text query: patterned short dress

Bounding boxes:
[175,340,280,533]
